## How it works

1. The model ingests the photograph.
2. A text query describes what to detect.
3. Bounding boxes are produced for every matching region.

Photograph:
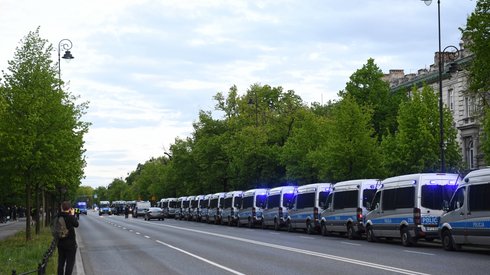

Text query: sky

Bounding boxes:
[0,0,477,189]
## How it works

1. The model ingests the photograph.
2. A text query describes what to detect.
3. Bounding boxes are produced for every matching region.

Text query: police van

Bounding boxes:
[133,200,151,218]
[190,195,205,221]
[365,173,459,246]
[198,194,212,223]
[439,168,490,250]
[237,188,268,228]
[320,179,379,239]
[221,191,243,225]
[287,183,333,234]
[161,198,178,218]
[262,186,297,230]
[207,192,226,224]
[182,195,193,220]
[99,200,112,216]
[175,196,188,220]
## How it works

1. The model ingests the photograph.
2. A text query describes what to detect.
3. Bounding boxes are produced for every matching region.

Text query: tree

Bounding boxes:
[0,28,89,240]
[339,58,406,141]
[313,95,384,182]
[381,85,462,175]
[462,0,490,163]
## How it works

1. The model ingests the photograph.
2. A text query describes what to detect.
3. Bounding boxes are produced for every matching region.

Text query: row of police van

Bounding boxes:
[156,169,490,251]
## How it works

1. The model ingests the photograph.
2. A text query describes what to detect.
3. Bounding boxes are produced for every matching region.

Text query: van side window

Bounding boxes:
[234,197,242,208]
[421,184,457,210]
[383,187,415,210]
[297,193,315,209]
[363,189,376,208]
[267,194,280,208]
[371,191,381,210]
[242,196,253,208]
[469,183,490,211]
[325,193,333,210]
[449,187,465,210]
[333,190,357,210]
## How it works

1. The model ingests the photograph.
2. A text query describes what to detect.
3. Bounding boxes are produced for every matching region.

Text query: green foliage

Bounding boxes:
[462,0,490,97]
[339,58,405,141]
[0,27,89,239]
[314,95,384,181]
[381,85,462,175]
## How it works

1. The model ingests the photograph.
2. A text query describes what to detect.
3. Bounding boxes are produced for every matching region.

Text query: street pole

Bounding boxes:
[57,39,74,89]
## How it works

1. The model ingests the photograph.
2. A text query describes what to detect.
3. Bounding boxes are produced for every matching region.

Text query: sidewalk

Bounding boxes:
[0,218,26,240]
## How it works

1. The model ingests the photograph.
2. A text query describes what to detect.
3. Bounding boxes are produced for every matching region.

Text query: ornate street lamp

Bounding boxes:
[57,39,74,88]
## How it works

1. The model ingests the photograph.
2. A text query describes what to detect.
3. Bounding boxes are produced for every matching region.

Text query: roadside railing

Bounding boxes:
[11,238,57,275]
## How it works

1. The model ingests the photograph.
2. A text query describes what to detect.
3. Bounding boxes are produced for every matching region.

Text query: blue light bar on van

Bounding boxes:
[412,180,417,185]
[370,185,375,189]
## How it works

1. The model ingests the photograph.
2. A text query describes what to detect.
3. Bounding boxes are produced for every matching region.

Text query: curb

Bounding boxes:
[74,227,85,275]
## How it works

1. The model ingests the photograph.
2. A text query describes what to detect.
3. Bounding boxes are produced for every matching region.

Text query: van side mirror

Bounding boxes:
[366,202,371,211]
[320,201,325,209]
[443,200,450,211]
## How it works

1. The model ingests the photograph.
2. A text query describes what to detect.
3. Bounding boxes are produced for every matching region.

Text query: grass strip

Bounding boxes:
[0,227,57,275]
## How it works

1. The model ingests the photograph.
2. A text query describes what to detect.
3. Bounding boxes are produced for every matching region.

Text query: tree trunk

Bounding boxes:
[35,183,40,234]
[25,179,31,241]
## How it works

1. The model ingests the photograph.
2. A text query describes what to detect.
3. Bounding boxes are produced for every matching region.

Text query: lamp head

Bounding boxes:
[62,50,74,60]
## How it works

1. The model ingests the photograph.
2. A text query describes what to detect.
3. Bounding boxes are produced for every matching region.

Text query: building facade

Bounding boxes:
[383,42,483,170]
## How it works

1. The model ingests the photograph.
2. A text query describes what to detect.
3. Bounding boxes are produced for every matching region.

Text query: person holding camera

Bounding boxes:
[57,201,79,275]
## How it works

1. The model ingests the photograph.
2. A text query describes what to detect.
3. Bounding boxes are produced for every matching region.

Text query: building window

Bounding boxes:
[465,137,474,169]
[448,89,454,111]
[465,96,475,117]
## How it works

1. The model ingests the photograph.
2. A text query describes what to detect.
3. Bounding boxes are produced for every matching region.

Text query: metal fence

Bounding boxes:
[11,238,57,275]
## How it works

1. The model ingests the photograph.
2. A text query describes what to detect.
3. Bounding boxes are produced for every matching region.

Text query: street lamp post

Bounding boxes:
[422,0,446,172]
[57,39,74,88]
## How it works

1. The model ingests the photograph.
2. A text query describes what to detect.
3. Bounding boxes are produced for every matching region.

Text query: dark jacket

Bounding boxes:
[57,211,79,249]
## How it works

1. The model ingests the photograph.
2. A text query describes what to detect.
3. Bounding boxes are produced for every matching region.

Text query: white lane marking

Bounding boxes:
[403,250,435,256]
[340,241,361,246]
[145,235,151,239]
[269,232,280,235]
[155,240,245,275]
[152,223,429,275]
[123,227,127,230]
[129,229,133,232]
[135,232,140,235]
[299,236,315,240]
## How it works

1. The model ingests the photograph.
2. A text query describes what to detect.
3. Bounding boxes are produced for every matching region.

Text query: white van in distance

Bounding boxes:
[237,188,268,228]
[222,191,243,225]
[287,183,333,234]
[320,179,380,239]
[365,173,460,246]
[262,186,297,230]
[439,168,490,250]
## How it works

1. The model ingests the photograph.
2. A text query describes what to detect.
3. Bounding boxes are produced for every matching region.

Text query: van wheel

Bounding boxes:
[366,226,376,242]
[442,230,459,251]
[306,222,314,235]
[321,223,329,236]
[347,225,356,240]
[274,220,279,231]
[401,228,414,247]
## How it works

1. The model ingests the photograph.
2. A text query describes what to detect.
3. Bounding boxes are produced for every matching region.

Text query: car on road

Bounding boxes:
[144,207,165,221]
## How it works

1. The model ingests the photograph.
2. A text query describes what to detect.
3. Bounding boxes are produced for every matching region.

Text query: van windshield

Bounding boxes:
[169,201,177,208]
[362,189,377,208]
[256,194,267,208]
[282,193,295,207]
[421,185,458,210]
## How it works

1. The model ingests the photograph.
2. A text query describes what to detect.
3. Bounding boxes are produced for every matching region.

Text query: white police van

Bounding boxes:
[262,186,297,230]
[175,196,188,220]
[207,192,226,224]
[237,188,268,228]
[190,195,206,222]
[221,191,243,225]
[163,197,178,218]
[439,168,490,250]
[183,195,195,221]
[287,183,333,234]
[320,179,380,239]
[365,173,459,246]
[198,194,212,223]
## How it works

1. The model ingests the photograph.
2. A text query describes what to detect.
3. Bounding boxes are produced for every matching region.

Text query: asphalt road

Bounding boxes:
[77,211,490,275]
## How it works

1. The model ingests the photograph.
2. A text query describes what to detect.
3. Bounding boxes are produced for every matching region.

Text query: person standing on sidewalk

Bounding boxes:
[57,201,79,275]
